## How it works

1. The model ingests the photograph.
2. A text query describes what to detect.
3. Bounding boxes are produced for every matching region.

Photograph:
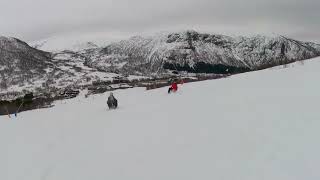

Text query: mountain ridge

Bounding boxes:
[1,31,320,101]
[81,30,320,75]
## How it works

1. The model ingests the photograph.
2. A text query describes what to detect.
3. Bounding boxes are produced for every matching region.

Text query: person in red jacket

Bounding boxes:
[168,80,178,94]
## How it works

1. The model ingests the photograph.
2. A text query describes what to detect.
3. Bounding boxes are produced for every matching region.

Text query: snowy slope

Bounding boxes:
[1,57,320,180]
[2,32,320,101]
[0,36,143,101]
[0,36,53,96]
[31,37,100,52]
[29,32,127,52]
[83,31,320,75]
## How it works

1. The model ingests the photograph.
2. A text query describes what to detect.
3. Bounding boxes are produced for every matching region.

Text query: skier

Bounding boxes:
[107,92,118,109]
[168,80,178,94]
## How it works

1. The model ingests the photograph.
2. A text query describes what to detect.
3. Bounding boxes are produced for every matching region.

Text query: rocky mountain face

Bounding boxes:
[0,37,132,101]
[1,31,320,102]
[82,31,320,75]
[0,37,53,91]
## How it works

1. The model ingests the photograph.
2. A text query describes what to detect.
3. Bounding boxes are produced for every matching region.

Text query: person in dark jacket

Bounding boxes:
[107,92,118,109]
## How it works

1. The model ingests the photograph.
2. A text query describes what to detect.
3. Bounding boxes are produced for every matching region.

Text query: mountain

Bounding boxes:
[29,32,124,52]
[82,31,320,75]
[1,57,320,180]
[1,31,320,101]
[31,39,100,52]
[0,37,126,101]
[0,36,53,92]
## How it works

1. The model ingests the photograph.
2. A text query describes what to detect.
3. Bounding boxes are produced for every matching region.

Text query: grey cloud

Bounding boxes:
[0,0,319,42]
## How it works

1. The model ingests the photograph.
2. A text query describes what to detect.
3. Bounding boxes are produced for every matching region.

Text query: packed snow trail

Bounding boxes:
[1,58,320,180]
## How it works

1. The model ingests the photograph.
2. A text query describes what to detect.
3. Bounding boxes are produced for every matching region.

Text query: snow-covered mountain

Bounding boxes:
[0,36,53,93]
[32,39,100,52]
[1,57,320,180]
[29,32,127,52]
[0,37,127,100]
[82,31,320,75]
[1,31,320,101]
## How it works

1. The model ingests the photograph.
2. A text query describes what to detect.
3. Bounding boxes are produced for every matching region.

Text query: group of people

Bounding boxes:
[107,79,182,109]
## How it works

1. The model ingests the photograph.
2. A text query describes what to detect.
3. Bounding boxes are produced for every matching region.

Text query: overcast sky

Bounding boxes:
[0,0,319,43]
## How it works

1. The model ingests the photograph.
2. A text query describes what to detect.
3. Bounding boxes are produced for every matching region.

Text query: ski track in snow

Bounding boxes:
[1,57,320,180]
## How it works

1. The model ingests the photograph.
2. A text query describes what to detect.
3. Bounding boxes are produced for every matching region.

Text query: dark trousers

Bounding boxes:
[168,87,177,94]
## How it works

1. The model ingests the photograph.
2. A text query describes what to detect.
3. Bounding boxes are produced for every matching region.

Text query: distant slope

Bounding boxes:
[29,32,123,52]
[1,57,320,180]
[0,36,53,92]
[31,39,99,52]
[0,37,123,100]
[1,31,320,100]
[82,31,320,74]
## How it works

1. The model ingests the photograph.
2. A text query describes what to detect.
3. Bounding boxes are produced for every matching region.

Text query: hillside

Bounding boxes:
[29,32,116,52]
[0,37,137,101]
[0,36,53,95]
[83,31,320,74]
[1,31,320,101]
[1,57,319,180]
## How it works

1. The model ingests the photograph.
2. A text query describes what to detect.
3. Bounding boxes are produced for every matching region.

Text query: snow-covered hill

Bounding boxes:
[31,38,100,52]
[1,31,320,101]
[29,32,126,52]
[1,57,320,180]
[0,36,53,94]
[83,31,320,74]
[0,37,143,101]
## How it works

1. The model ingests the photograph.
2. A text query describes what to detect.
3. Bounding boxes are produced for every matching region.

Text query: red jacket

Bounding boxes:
[171,82,178,91]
